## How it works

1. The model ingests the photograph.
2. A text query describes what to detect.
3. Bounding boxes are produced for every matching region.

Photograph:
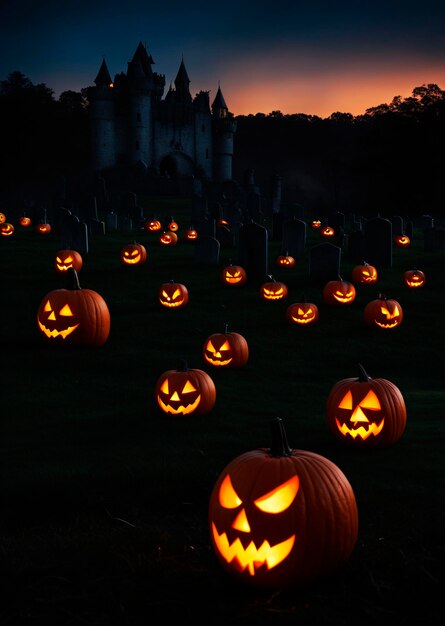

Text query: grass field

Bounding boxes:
[1,198,444,625]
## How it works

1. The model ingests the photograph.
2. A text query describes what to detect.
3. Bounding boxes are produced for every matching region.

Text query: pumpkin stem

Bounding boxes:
[69,267,82,290]
[224,322,229,333]
[357,363,371,382]
[378,292,387,300]
[269,418,293,457]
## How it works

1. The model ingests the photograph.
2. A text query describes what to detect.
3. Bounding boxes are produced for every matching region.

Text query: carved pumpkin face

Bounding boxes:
[203,327,249,368]
[167,220,179,232]
[209,418,358,589]
[260,279,288,301]
[37,270,110,347]
[158,281,188,308]
[221,264,247,286]
[286,302,319,326]
[326,364,407,447]
[311,220,321,229]
[159,231,178,246]
[1,222,14,237]
[364,295,403,329]
[184,228,198,241]
[19,216,31,227]
[394,234,410,247]
[0,212,5,224]
[155,365,216,416]
[321,226,335,237]
[403,269,426,288]
[276,254,295,268]
[55,250,83,274]
[36,223,51,234]
[323,279,356,305]
[120,242,147,265]
[145,218,161,232]
[351,262,378,285]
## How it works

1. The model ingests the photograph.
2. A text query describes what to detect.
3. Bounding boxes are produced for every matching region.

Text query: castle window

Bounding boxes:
[135,141,140,150]
[201,124,205,132]
[137,112,141,122]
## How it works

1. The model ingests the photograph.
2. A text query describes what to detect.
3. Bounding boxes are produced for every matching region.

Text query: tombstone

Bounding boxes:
[309,243,341,285]
[390,215,404,236]
[238,221,268,285]
[405,219,413,241]
[281,217,306,260]
[105,211,118,233]
[347,230,366,262]
[121,191,138,216]
[243,168,256,190]
[364,216,392,268]
[194,235,220,265]
[287,203,306,220]
[118,215,133,234]
[424,227,445,252]
[225,203,242,236]
[59,209,88,254]
[270,174,282,213]
[198,217,216,238]
[421,214,434,230]
[272,212,284,241]
[86,196,105,236]
[330,211,345,231]
[246,191,262,223]
[216,225,234,248]
[191,193,208,225]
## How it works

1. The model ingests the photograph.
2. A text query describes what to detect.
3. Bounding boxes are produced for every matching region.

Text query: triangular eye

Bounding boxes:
[172,289,181,299]
[182,380,197,394]
[338,390,353,410]
[393,306,400,316]
[65,256,73,263]
[306,307,313,314]
[360,390,381,410]
[219,340,231,351]
[381,306,389,316]
[160,379,169,394]
[56,257,62,263]
[44,300,52,312]
[254,476,300,513]
[219,474,242,509]
[59,304,74,316]
[206,340,216,353]
[346,291,353,297]
[297,307,304,315]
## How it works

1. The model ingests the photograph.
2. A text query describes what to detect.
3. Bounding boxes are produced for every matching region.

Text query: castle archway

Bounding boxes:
[159,152,194,178]
[160,155,177,177]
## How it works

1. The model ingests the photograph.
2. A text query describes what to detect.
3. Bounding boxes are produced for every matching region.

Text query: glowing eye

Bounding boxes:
[264,288,271,295]
[219,340,231,351]
[297,307,304,315]
[59,304,74,316]
[339,390,353,410]
[182,380,197,394]
[233,272,240,277]
[161,290,169,298]
[335,291,344,296]
[160,379,169,394]
[360,390,381,410]
[44,300,52,312]
[275,288,283,295]
[219,474,242,509]
[393,306,400,316]
[206,340,216,353]
[64,256,73,263]
[254,476,300,513]
[363,271,370,276]
[306,307,313,314]
[56,257,62,263]
[131,250,138,257]
[381,306,389,316]
[124,251,130,257]
[346,291,353,297]
[172,289,181,299]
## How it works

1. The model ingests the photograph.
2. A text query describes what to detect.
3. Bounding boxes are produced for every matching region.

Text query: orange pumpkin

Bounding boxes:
[55,249,83,274]
[221,263,247,286]
[159,231,178,246]
[19,215,32,227]
[276,253,295,268]
[403,269,426,288]
[364,293,403,329]
[322,277,356,306]
[36,223,51,234]
[145,218,162,232]
[202,324,249,368]
[184,227,198,242]
[1,222,14,237]
[155,362,216,416]
[209,417,358,589]
[311,219,321,229]
[0,212,6,224]
[394,234,410,248]
[321,226,335,238]
[260,276,288,301]
[158,280,189,308]
[120,242,147,266]
[351,262,378,285]
[286,298,319,326]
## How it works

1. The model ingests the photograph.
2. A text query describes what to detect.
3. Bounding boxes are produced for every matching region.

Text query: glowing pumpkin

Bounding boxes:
[155,362,216,416]
[276,253,295,268]
[0,212,5,224]
[36,223,51,234]
[37,268,110,347]
[167,218,179,232]
[1,222,14,237]
[19,216,32,227]
[260,276,288,301]
[217,218,230,227]
[184,227,198,242]
[209,417,358,589]
[221,263,247,286]
[55,249,83,274]
[364,294,403,329]
[394,234,410,248]
[403,269,426,288]
[321,226,335,238]
[311,220,321,229]
[159,231,178,246]
[326,363,406,447]
[351,262,378,285]
[322,278,356,306]
[145,218,161,232]
[158,280,188,308]
[202,324,249,368]
[120,242,147,266]
[286,298,319,326]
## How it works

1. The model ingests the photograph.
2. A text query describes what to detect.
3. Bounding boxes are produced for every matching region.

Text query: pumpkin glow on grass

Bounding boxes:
[155,361,216,416]
[209,418,358,590]
[326,364,407,447]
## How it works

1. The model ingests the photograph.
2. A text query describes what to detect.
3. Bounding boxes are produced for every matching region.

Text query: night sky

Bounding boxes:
[1,0,444,117]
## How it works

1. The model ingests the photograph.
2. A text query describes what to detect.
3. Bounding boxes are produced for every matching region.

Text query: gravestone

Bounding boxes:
[309,243,341,285]
[364,216,392,268]
[194,235,220,265]
[238,221,268,284]
[405,219,413,241]
[118,215,133,233]
[390,215,404,236]
[216,225,234,248]
[105,211,118,233]
[421,215,434,229]
[121,191,137,217]
[198,217,216,238]
[270,174,282,213]
[191,193,208,225]
[424,227,445,252]
[59,209,88,254]
[330,211,345,231]
[246,191,262,223]
[272,213,284,241]
[281,217,306,260]
[347,230,366,262]
[87,196,105,236]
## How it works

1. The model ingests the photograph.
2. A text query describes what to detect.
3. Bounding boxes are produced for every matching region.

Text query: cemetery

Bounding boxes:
[1,186,443,624]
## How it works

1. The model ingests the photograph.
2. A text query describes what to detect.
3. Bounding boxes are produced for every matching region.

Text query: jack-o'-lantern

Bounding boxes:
[1,222,14,237]
[209,417,358,589]
[403,269,426,288]
[145,218,161,232]
[167,217,179,232]
[311,219,321,229]
[184,227,198,242]
[322,277,356,306]
[19,215,31,227]
[286,297,319,326]
[221,263,247,286]
[260,276,288,301]
[159,231,178,246]
[120,241,147,266]
[321,226,335,238]
[351,261,378,285]
[37,268,110,347]
[36,222,51,234]
[203,324,249,368]
[55,249,83,274]
[155,361,216,416]
[364,293,403,329]
[158,280,188,308]
[217,218,230,227]
[0,212,5,224]
[394,234,410,247]
[276,253,295,268]
[326,363,406,447]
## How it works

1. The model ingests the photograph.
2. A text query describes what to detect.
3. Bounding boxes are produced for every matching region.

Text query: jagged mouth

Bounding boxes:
[56,264,73,271]
[204,355,232,366]
[335,418,385,440]
[38,320,79,339]
[375,320,399,328]
[160,300,184,307]
[123,255,141,264]
[291,315,315,324]
[157,394,201,415]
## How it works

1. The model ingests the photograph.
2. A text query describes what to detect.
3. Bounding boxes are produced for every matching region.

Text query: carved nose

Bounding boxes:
[232,508,250,533]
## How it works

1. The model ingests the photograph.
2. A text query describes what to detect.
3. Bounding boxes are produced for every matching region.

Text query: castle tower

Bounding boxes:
[174,59,192,103]
[211,85,237,182]
[89,59,116,171]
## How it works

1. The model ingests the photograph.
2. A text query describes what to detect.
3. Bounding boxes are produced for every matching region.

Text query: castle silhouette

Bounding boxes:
[89,42,237,183]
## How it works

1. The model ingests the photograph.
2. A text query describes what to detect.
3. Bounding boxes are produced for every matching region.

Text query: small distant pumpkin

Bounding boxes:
[276,252,295,268]
[321,226,335,238]
[145,218,161,232]
[221,263,247,286]
[311,219,321,229]
[184,227,198,242]
[403,269,426,288]
[55,249,83,274]
[167,217,179,232]
[363,293,403,329]
[158,280,189,308]
[203,323,249,368]
[36,222,51,234]
[120,241,147,266]
[394,234,410,248]
[155,361,216,416]
[19,215,32,227]
[159,231,178,246]
[260,276,288,301]
[0,212,6,224]
[322,277,356,306]
[351,261,378,285]
[286,296,319,326]
[1,222,14,237]
[217,218,230,228]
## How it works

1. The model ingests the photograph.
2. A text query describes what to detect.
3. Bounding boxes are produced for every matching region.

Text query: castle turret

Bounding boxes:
[212,85,237,181]
[89,58,116,171]
[174,59,192,104]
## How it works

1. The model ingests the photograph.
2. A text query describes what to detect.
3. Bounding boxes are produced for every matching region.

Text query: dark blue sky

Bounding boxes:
[1,0,444,116]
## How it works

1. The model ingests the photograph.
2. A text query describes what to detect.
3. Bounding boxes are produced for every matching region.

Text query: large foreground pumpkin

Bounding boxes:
[209,418,358,589]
